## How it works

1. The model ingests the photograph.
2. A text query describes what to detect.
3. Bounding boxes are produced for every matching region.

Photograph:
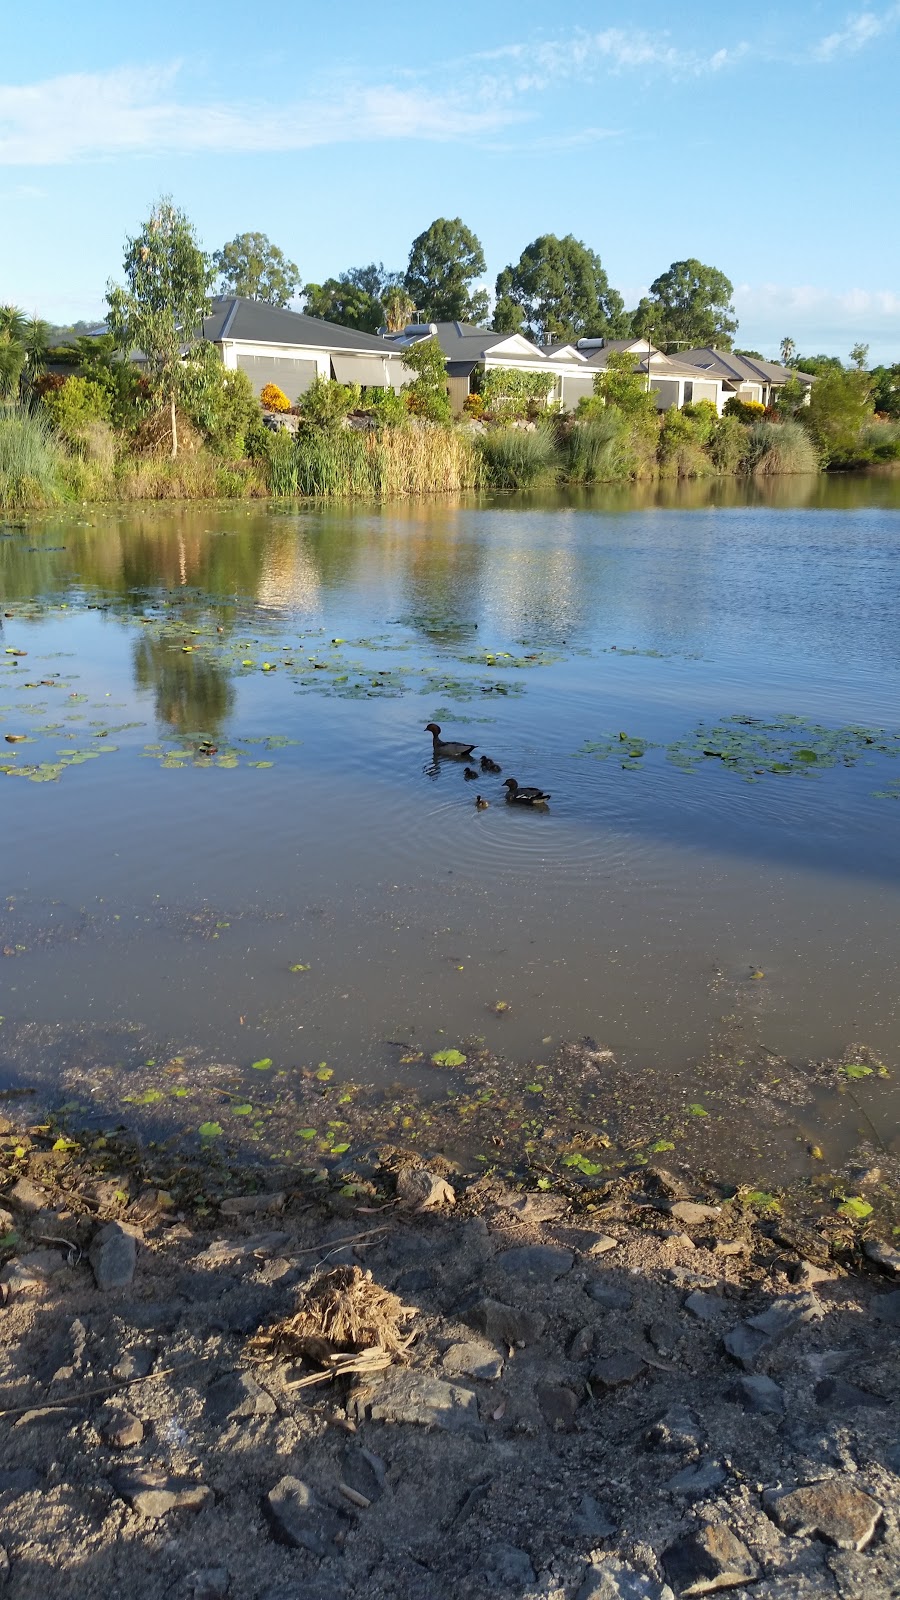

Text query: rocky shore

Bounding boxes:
[0,1125,898,1600]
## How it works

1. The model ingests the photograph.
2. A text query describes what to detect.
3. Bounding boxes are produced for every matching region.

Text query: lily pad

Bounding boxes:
[431,1048,466,1068]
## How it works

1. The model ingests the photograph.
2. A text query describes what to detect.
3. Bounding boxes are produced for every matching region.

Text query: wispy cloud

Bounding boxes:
[813,4,900,61]
[478,27,745,85]
[0,64,526,166]
[733,281,900,356]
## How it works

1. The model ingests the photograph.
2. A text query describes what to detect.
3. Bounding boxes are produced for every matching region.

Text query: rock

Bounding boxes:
[667,1268,722,1289]
[0,1260,48,1295]
[341,1444,385,1504]
[684,1291,726,1323]
[667,1459,727,1498]
[264,1475,343,1556]
[662,1524,758,1594]
[442,1340,503,1381]
[715,1240,747,1257]
[481,1544,536,1589]
[722,1323,770,1370]
[100,1412,144,1448]
[396,1167,455,1210]
[647,1404,704,1455]
[0,1469,40,1492]
[0,1208,13,1234]
[359,1370,485,1437]
[90,1221,138,1291]
[667,1201,721,1226]
[219,1192,285,1216]
[466,1297,544,1347]
[495,1191,567,1222]
[771,1219,832,1266]
[814,1376,885,1410]
[874,1289,900,1326]
[185,1571,229,1600]
[111,1468,212,1518]
[591,1353,645,1389]
[0,1546,8,1584]
[572,1494,617,1538]
[587,1282,633,1311]
[393,1266,434,1297]
[746,1293,824,1337]
[863,1238,900,1275]
[537,1383,579,1430]
[577,1556,675,1599]
[727,1374,784,1415]
[570,1326,595,1361]
[5,1178,49,1214]
[764,1479,883,1550]
[495,1244,574,1281]
[205,1370,277,1422]
[648,1321,681,1358]
[557,1228,619,1255]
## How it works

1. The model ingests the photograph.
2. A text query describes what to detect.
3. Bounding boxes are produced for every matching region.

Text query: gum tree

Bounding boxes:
[404,219,489,324]
[213,232,300,307]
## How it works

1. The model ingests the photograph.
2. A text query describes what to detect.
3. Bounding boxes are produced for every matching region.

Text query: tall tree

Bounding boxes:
[780,336,797,367]
[631,259,737,351]
[303,264,403,333]
[0,305,27,398]
[107,197,212,458]
[404,218,489,325]
[381,285,417,333]
[213,232,300,307]
[849,342,870,371]
[493,235,627,342]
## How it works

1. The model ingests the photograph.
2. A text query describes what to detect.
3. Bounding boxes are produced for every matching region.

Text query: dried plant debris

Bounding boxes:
[249,1265,414,1386]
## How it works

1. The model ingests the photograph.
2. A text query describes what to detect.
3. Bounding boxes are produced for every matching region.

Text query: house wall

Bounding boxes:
[650,378,683,411]
[561,372,597,411]
[447,375,471,415]
[217,341,407,400]
[689,380,720,407]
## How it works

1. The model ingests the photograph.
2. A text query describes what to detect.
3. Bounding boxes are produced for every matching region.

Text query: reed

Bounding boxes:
[562,414,636,483]
[291,425,480,498]
[745,420,819,475]
[477,422,558,490]
[0,402,67,509]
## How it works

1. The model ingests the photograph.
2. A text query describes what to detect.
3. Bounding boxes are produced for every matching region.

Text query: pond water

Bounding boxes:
[2,473,899,1181]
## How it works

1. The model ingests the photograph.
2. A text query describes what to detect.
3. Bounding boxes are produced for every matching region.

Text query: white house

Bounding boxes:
[383,321,600,414]
[577,339,726,413]
[678,349,815,408]
[203,297,411,401]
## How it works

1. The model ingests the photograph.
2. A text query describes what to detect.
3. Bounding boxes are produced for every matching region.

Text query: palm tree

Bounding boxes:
[0,305,27,399]
[381,286,417,333]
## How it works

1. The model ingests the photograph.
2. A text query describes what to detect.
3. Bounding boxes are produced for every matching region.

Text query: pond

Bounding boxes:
[2,472,899,1188]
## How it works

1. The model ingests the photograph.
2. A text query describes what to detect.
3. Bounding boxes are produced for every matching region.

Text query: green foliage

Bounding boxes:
[871,362,900,418]
[632,258,737,350]
[262,429,301,495]
[849,342,870,371]
[859,419,900,461]
[106,197,212,456]
[494,234,626,341]
[362,386,408,428]
[795,353,844,376]
[657,408,713,479]
[0,306,27,399]
[401,336,452,422]
[478,366,555,422]
[305,263,402,333]
[592,350,658,425]
[296,375,361,430]
[708,413,747,473]
[681,399,719,441]
[477,421,559,489]
[0,402,67,508]
[744,420,820,475]
[780,337,797,366]
[42,376,113,440]
[724,396,766,423]
[177,345,261,457]
[213,232,300,307]
[404,217,489,324]
[801,366,874,464]
[562,411,636,483]
[773,376,810,418]
[381,284,417,333]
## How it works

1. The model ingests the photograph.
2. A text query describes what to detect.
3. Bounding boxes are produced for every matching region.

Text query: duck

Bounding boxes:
[475,795,490,809]
[463,766,478,781]
[480,755,502,773]
[503,777,551,806]
[425,723,477,759]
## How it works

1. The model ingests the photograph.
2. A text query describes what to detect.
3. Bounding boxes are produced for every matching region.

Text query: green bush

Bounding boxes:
[859,419,900,461]
[400,336,451,423]
[0,402,67,508]
[363,387,409,428]
[657,408,712,478]
[744,420,819,474]
[42,375,112,440]
[478,366,555,423]
[297,376,361,430]
[478,422,559,489]
[563,412,635,483]
[708,414,747,473]
[681,399,718,441]
[800,367,874,464]
[723,396,766,423]
[177,346,261,457]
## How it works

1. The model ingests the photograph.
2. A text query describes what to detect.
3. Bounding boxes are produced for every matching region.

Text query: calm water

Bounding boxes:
[2,474,899,1165]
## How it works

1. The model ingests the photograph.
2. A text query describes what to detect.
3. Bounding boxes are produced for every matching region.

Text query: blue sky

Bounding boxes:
[2,1,899,360]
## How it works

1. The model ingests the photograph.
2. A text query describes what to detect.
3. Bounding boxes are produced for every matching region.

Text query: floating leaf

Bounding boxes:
[315,1065,333,1081]
[251,1058,273,1071]
[232,1104,253,1116]
[431,1048,466,1067]
[562,1153,603,1176]
[198,1121,223,1139]
[745,1189,781,1212]
[841,1063,873,1079]
[688,1103,709,1117]
[331,1142,350,1154]
[651,1139,675,1153]
[838,1196,873,1221]
[123,1088,164,1105]
[289,963,311,973]
[524,1082,545,1094]
[298,1128,317,1141]
[51,1137,77,1152]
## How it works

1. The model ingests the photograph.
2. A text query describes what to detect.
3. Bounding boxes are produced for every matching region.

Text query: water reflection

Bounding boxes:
[132,634,234,736]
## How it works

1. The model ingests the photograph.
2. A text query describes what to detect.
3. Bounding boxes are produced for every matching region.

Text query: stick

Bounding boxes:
[0,1354,216,1420]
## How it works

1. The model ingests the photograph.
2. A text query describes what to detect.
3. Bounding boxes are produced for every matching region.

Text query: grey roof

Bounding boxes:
[679,348,814,386]
[203,297,405,356]
[387,320,547,362]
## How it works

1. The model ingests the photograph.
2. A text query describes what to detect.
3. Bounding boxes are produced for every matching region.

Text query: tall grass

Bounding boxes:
[290,425,480,498]
[562,413,636,483]
[115,454,267,500]
[0,402,67,509]
[745,420,819,475]
[477,422,558,490]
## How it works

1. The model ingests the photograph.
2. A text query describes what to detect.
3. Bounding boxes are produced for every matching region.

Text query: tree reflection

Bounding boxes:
[132,635,234,736]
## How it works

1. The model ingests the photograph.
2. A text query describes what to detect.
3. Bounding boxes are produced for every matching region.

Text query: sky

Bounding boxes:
[2,1,899,361]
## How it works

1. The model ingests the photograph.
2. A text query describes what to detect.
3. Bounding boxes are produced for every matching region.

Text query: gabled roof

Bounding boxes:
[543,340,589,362]
[679,348,814,386]
[203,297,405,356]
[384,321,550,364]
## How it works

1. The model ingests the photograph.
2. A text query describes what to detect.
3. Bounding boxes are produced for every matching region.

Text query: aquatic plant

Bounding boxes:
[744,420,819,476]
[477,421,559,489]
[0,402,67,509]
[562,413,635,483]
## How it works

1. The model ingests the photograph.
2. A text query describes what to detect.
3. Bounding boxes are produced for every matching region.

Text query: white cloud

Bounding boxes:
[734,282,900,360]
[479,27,745,85]
[0,64,526,166]
[813,4,900,61]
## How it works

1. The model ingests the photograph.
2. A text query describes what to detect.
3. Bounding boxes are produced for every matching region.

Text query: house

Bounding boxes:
[576,338,726,413]
[202,297,411,401]
[383,322,599,414]
[678,349,815,408]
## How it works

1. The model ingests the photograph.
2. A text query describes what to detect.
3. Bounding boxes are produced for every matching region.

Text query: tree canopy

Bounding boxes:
[107,198,212,457]
[213,232,300,308]
[303,263,402,334]
[493,234,627,342]
[631,259,737,351]
[404,219,489,325]
[0,306,27,399]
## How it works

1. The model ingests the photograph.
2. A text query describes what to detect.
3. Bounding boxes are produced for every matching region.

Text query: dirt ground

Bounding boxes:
[1,1135,898,1600]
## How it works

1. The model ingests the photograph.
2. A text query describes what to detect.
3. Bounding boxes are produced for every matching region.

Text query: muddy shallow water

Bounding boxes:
[1,475,899,1180]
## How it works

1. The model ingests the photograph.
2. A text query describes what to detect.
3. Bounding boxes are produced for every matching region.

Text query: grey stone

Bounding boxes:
[0,1546,8,1584]
[814,1376,885,1410]
[771,1218,832,1266]
[557,1228,619,1255]
[537,1382,579,1430]
[727,1374,784,1415]
[185,1571,229,1600]
[764,1479,883,1550]
[791,1260,833,1288]
[495,1244,574,1281]
[205,1370,276,1422]
[218,1191,285,1216]
[684,1291,727,1323]
[0,1469,40,1493]
[746,1293,824,1337]
[591,1352,645,1389]
[5,1178,49,1214]
[723,1322,770,1370]
[863,1238,900,1274]
[587,1282,633,1311]
[100,1412,144,1448]
[466,1297,544,1347]
[874,1289,900,1326]
[570,1325,595,1361]
[496,1191,567,1222]
[647,1404,704,1454]
[111,1467,212,1518]
[667,1201,721,1225]
[667,1268,722,1289]
[0,1208,13,1234]
[0,1260,49,1295]
[572,1494,617,1538]
[264,1475,343,1556]
[341,1444,385,1504]
[667,1459,727,1498]
[442,1340,503,1381]
[90,1221,138,1291]
[481,1544,536,1589]
[394,1267,434,1297]
[662,1524,758,1595]
[648,1321,681,1358]
[577,1556,675,1599]
[359,1370,485,1437]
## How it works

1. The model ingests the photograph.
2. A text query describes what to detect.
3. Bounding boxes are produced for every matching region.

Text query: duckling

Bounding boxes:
[425,723,477,759]
[480,755,502,773]
[475,795,490,809]
[503,777,551,806]
[463,766,478,781]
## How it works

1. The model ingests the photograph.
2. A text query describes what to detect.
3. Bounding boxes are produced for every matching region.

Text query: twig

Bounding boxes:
[0,1354,216,1420]
[291,1225,391,1259]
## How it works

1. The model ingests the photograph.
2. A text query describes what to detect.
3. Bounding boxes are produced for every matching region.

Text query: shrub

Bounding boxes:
[477,422,559,490]
[657,409,712,478]
[744,419,819,475]
[562,412,636,483]
[291,424,479,498]
[264,430,301,495]
[723,396,766,423]
[462,392,484,419]
[177,346,261,457]
[297,376,361,430]
[400,336,452,423]
[681,399,718,441]
[800,366,874,464]
[708,414,747,473]
[259,382,291,413]
[42,375,112,440]
[859,419,900,462]
[32,372,67,400]
[0,402,67,509]
[592,351,659,425]
[363,387,409,428]
[479,366,555,423]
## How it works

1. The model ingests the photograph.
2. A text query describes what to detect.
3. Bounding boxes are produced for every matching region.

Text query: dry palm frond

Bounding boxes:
[248,1266,413,1369]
